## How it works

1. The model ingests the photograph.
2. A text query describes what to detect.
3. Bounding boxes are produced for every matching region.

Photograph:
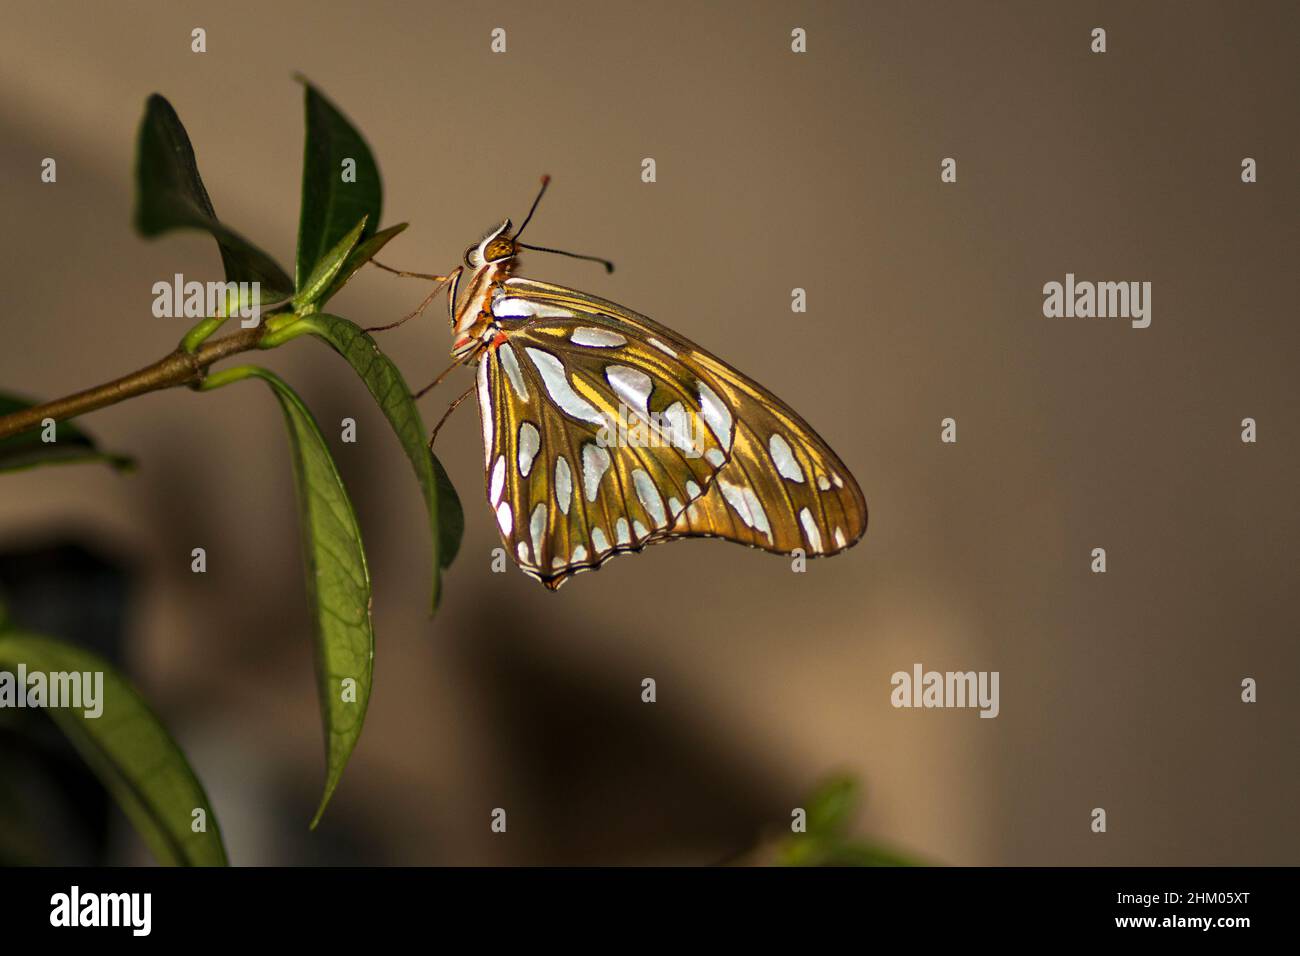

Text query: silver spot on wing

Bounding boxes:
[555,456,573,515]
[799,507,823,552]
[498,342,529,402]
[606,365,653,416]
[581,443,611,501]
[490,455,506,506]
[717,476,773,543]
[571,327,627,347]
[525,347,605,426]
[632,468,667,527]
[768,433,805,483]
[517,422,540,476]
[529,503,548,564]
[697,381,733,452]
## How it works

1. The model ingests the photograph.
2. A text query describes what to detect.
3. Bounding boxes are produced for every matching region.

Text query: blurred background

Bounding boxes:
[0,0,1297,865]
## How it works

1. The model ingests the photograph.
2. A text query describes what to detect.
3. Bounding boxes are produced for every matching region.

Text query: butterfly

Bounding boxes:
[395,178,867,590]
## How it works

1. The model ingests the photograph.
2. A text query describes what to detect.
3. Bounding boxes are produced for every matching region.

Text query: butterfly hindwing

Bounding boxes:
[477,309,733,588]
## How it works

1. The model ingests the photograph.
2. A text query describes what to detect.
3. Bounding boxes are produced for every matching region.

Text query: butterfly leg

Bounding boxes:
[370,259,447,282]
[411,359,465,401]
[363,266,462,333]
[363,282,442,333]
[427,384,475,449]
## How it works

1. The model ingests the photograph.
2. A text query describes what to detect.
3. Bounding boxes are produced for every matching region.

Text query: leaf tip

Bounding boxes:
[309,781,338,830]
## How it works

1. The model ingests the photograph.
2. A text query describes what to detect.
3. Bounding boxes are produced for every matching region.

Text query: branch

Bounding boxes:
[0,325,267,440]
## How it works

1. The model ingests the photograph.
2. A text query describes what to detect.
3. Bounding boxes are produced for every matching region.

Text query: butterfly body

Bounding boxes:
[448,220,515,358]
[440,204,867,590]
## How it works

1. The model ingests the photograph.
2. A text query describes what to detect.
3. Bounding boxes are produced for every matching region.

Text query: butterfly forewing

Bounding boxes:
[476,276,867,588]
[670,356,866,555]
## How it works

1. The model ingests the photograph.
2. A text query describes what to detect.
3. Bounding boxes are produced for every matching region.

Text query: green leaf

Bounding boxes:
[293,215,367,310]
[0,393,134,473]
[0,630,228,865]
[432,452,464,569]
[773,834,831,866]
[773,774,920,866]
[318,222,408,303]
[819,841,919,867]
[133,94,293,299]
[295,79,382,292]
[200,365,373,826]
[298,313,464,611]
[805,773,859,836]
[775,835,917,867]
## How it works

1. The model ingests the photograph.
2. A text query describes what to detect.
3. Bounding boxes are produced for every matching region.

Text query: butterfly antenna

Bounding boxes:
[515,174,551,240]
[517,242,615,273]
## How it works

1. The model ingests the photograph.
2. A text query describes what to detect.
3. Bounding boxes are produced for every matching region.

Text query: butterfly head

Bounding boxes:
[464,220,518,269]
[462,174,551,268]
[461,179,617,284]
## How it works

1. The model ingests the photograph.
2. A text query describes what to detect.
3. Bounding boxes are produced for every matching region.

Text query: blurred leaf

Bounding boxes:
[0,630,228,865]
[432,452,464,569]
[774,834,830,866]
[0,766,44,865]
[203,365,373,827]
[299,313,464,611]
[294,215,367,309]
[775,835,916,867]
[295,80,381,291]
[319,222,408,303]
[805,773,859,836]
[819,841,919,867]
[133,94,293,299]
[771,773,919,866]
[0,393,134,473]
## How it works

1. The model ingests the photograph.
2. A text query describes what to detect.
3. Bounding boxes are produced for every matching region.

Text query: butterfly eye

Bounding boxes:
[483,238,516,262]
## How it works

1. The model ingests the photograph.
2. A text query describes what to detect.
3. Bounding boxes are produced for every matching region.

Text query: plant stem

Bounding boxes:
[0,325,268,440]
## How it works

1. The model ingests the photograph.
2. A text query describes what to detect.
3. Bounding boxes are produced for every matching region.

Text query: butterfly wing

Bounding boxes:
[476,277,867,587]
[475,301,734,589]
[669,355,866,556]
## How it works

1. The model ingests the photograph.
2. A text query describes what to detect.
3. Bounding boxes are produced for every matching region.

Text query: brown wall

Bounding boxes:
[0,0,1295,864]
